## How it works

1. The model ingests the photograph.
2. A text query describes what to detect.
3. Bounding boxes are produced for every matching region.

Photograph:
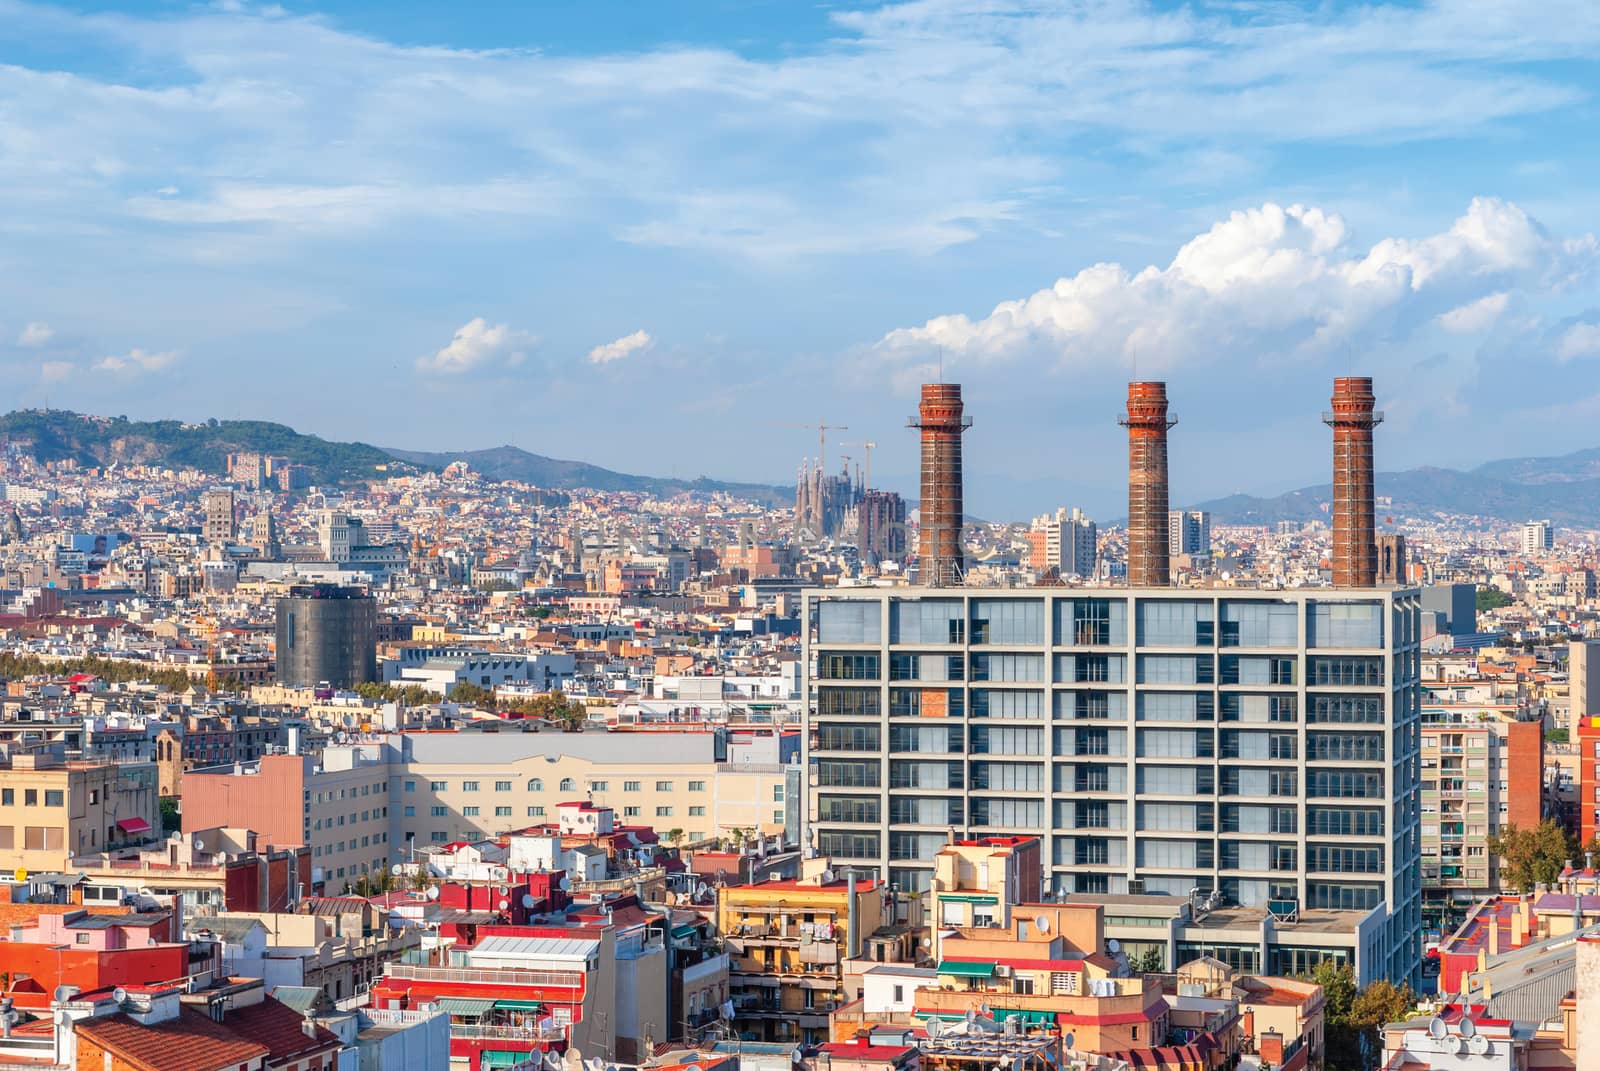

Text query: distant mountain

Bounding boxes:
[1188,447,1600,526]
[0,410,406,484]
[384,445,793,507]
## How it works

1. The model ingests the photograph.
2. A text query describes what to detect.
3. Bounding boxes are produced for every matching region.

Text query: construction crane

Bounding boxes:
[839,441,878,489]
[769,421,848,471]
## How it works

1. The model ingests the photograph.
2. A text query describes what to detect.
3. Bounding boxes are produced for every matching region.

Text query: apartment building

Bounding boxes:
[1024,508,1096,579]
[717,864,885,1045]
[392,730,796,849]
[0,750,160,872]
[803,586,1423,986]
[1419,709,1543,919]
[182,749,393,895]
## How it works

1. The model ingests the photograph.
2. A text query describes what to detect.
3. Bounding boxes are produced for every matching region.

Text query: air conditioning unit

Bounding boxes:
[994,964,1013,978]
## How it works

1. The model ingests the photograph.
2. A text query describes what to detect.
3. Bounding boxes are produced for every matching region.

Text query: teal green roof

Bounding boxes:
[434,996,497,1018]
[935,959,996,977]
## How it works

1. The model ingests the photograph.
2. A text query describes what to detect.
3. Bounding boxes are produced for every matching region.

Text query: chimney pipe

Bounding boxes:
[1324,377,1382,587]
[1121,382,1176,587]
[910,384,970,587]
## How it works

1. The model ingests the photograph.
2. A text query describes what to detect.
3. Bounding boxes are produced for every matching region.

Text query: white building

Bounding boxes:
[1520,519,1553,556]
[1170,510,1212,557]
[1029,507,1097,579]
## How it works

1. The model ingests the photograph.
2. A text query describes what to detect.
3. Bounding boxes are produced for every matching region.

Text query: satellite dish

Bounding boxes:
[426,886,440,900]
[587,1058,608,1071]
[112,988,128,1005]
[696,882,709,897]
[1427,1019,1447,1040]
[820,868,835,884]
[565,1047,585,1071]
[966,1008,976,1023]
[1062,1032,1074,1050]
[1107,938,1120,954]
[52,985,73,1003]
[522,893,535,909]
[1469,1034,1489,1055]
[391,865,404,877]
[497,899,510,911]
[926,1018,942,1039]
[1459,1018,1477,1039]
[1035,914,1050,933]
[559,876,572,892]
[192,839,204,852]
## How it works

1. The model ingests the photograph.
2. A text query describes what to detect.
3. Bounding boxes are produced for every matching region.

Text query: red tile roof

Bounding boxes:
[74,997,340,1071]
[76,1007,268,1071]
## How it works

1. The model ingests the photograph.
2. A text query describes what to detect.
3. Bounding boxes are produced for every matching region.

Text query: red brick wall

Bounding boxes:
[1505,721,1545,832]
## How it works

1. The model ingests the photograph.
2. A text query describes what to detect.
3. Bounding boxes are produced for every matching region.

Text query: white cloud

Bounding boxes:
[96,348,179,374]
[873,199,1597,376]
[39,360,73,382]
[416,318,532,375]
[17,322,54,347]
[587,330,653,365]
[0,1,1596,259]
[1558,322,1600,361]
[1437,292,1510,334]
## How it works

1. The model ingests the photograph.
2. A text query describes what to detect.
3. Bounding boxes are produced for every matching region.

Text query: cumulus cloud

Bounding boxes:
[587,330,653,366]
[96,348,179,374]
[39,361,73,382]
[1437,292,1510,334]
[873,198,1598,378]
[17,322,54,348]
[1558,322,1600,361]
[416,318,533,375]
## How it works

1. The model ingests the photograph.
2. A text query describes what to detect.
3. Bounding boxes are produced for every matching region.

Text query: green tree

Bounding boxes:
[1130,947,1164,973]
[159,798,180,834]
[1487,820,1573,893]
[666,828,685,848]
[1475,586,1512,612]
[1307,961,1362,1070]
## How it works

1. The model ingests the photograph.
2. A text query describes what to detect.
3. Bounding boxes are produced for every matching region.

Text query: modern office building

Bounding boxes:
[1168,510,1211,557]
[1421,583,1477,641]
[1520,519,1553,556]
[803,585,1423,985]
[275,583,377,688]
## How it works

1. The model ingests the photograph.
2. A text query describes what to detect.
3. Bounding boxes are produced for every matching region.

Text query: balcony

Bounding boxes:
[452,1023,568,1043]
[383,964,583,990]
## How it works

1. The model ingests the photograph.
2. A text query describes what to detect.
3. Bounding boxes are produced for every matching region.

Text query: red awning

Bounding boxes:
[116,818,151,834]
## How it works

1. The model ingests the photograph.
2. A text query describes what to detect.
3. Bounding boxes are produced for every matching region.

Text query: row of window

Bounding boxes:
[0,789,64,807]
[313,831,389,857]
[819,598,1389,649]
[403,778,714,794]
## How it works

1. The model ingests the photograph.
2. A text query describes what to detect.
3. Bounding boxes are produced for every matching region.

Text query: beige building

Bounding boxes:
[392,731,796,850]
[718,860,886,1046]
[0,751,160,872]
[183,748,394,895]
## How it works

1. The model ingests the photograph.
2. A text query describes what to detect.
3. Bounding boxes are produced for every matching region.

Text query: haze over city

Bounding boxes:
[3,0,1599,518]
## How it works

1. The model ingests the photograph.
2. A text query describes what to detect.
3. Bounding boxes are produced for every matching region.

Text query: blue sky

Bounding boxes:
[3,0,1600,519]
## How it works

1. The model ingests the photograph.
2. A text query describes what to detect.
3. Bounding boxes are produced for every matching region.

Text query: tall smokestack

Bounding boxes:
[1122,382,1175,587]
[1325,376,1383,587]
[910,383,970,587]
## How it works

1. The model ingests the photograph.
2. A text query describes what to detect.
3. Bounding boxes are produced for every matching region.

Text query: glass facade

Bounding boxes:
[804,587,1423,987]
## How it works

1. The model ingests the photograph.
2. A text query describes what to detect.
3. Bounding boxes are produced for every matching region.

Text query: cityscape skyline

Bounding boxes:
[2,1,1599,516]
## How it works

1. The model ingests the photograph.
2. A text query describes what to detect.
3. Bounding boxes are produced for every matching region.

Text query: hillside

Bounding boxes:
[0,410,405,484]
[387,444,791,507]
[1188,449,1600,526]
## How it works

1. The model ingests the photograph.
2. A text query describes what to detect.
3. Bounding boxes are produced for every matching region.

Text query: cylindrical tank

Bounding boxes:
[275,584,377,688]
